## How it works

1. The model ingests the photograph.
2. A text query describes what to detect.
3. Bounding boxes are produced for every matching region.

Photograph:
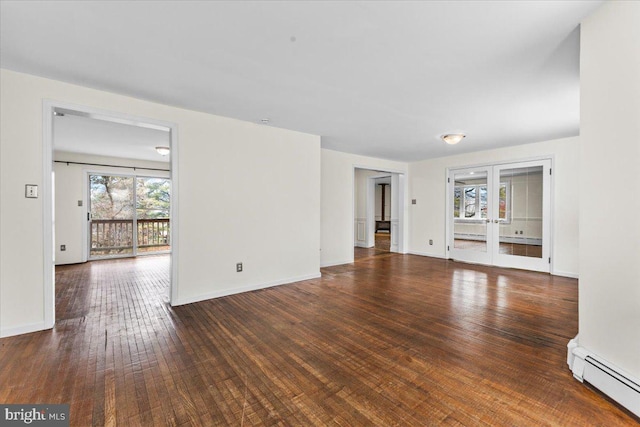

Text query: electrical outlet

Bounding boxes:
[60,244,66,251]
[236,262,243,272]
[429,239,433,245]
[412,199,417,205]
[78,200,83,207]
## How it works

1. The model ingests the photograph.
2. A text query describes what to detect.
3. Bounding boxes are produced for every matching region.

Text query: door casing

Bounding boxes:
[446,158,553,273]
[43,100,180,331]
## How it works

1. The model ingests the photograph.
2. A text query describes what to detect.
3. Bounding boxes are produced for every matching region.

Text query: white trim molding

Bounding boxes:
[320,260,351,268]
[568,336,640,418]
[42,101,55,330]
[407,251,447,260]
[41,100,180,333]
[1,321,48,339]
[552,270,579,279]
[173,272,321,306]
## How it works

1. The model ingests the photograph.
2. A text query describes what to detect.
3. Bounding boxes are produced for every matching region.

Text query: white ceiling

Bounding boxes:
[53,113,170,163]
[0,1,602,162]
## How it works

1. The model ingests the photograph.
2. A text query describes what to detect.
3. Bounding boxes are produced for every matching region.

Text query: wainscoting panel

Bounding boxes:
[390,220,399,252]
[355,218,368,248]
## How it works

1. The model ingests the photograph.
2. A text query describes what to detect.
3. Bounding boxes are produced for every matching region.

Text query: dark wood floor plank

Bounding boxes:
[0,253,637,426]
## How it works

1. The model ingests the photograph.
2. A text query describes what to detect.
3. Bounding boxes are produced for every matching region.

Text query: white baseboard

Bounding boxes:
[320,259,353,268]
[568,336,640,418]
[454,234,542,246]
[172,272,322,306]
[499,236,542,246]
[552,270,579,279]
[1,321,49,338]
[354,242,370,248]
[407,250,447,259]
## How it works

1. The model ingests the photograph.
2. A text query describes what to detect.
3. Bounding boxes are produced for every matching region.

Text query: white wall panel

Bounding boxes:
[578,0,640,379]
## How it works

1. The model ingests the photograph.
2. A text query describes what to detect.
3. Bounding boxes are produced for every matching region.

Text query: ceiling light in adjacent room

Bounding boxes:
[441,134,466,145]
[155,146,170,156]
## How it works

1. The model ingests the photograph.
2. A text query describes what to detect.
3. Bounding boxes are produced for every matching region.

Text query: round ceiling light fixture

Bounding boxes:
[441,133,466,145]
[155,146,170,156]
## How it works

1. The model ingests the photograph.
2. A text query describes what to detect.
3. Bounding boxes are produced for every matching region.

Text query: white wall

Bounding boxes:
[408,136,579,277]
[320,149,408,267]
[53,151,170,265]
[578,1,640,378]
[0,69,321,336]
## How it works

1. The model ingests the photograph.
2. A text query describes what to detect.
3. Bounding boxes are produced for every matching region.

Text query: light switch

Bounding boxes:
[25,184,38,198]
[78,200,83,207]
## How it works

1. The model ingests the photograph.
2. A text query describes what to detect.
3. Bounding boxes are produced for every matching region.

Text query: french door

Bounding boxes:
[88,173,170,259]
[448,159,551,272]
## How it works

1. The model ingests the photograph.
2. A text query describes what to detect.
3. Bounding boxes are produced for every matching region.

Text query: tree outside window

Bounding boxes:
[453,183,510,221]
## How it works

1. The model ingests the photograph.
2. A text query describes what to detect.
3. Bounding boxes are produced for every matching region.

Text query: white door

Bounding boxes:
[491,160,551,272]
[448,159,551,272]
[448,166,494,265]
[88,173,136,259]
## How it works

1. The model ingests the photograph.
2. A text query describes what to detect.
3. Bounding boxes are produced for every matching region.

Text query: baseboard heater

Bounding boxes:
[453,234,542,246]
[568,338,640,418]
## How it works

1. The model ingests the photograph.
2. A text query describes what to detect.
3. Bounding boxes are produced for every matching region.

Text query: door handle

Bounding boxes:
[494,220,499,223]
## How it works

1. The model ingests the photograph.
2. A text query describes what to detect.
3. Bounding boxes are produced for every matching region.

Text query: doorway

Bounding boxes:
[447,159,551,272]
[373,176,391,252]
[42,100,179,330]
[353,167,405,260]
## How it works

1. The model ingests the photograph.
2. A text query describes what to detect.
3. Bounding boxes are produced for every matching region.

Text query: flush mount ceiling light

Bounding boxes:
[155,146,170,156]
[441,133,466,145]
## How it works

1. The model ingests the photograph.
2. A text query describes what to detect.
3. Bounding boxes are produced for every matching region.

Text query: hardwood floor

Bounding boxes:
[0,254,637,426]
[355,234,392,260]
[374,232,390,252]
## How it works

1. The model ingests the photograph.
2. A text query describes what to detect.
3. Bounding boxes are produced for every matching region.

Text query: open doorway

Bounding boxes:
[42,101,179,329]
[372,176,391,252]
[353,167,405,260]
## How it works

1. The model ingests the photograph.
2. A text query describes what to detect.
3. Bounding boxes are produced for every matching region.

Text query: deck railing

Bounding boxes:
[90,218,170,255]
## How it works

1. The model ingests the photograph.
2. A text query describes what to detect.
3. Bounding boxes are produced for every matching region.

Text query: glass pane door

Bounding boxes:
[89,174,171,259]
[492,160,551,272]
[136,177,171,254]
[449,167,493,265]
[448,160,551,272]
[89,174,135,258]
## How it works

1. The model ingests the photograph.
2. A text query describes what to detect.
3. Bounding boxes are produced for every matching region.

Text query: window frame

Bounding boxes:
[453,180,511,223]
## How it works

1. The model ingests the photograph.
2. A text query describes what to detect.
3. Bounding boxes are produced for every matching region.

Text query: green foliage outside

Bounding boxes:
[90,175,170,220]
